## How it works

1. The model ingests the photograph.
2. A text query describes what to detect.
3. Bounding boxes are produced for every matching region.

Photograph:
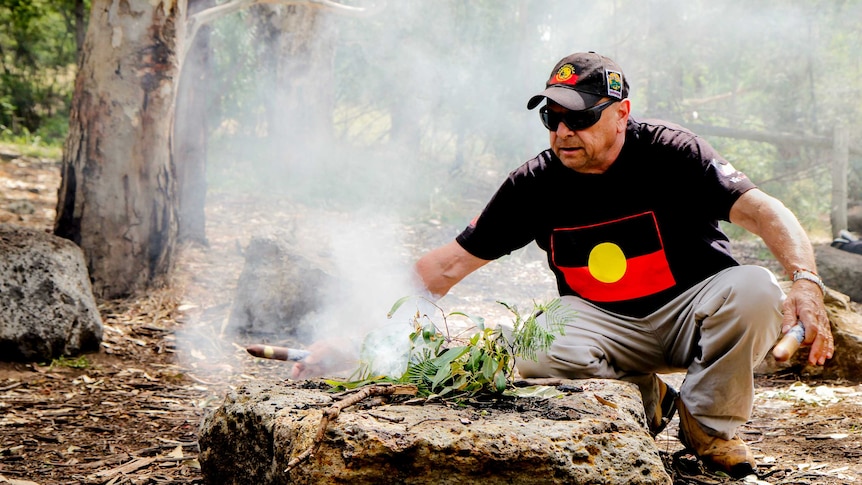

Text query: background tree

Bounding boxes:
[175,0,215,244]
[54,0,182,298]
[53,0,371,298]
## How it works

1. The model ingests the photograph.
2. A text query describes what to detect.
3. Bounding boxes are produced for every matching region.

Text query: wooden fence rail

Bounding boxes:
[688,123,858,238]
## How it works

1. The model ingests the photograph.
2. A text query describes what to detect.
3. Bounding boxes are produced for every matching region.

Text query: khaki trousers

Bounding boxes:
[517,265,783,439]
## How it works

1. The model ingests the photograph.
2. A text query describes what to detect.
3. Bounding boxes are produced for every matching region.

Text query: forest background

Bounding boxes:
[2,0,860,244]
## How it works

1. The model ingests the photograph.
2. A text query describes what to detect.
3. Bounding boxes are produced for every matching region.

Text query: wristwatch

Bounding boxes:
[792,269,825,295]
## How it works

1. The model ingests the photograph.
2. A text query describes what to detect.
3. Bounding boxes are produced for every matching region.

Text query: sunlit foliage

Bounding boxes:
[0,0,86,144]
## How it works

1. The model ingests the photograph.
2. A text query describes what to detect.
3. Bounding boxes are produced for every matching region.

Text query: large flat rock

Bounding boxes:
[199,379,671,484]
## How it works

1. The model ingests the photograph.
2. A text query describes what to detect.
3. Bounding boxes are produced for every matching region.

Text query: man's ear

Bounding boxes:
[616,99,631,131]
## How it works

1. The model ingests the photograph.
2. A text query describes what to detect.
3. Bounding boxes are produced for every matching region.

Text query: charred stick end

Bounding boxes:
[247,344,311,361]
[772,322,805,362]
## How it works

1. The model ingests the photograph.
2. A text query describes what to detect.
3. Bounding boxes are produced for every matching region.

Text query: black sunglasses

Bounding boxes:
[539,99,618,131]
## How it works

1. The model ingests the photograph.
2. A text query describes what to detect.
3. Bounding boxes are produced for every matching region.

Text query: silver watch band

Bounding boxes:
[792,269,825,294]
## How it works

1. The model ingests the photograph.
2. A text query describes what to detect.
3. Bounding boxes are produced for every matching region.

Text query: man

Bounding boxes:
[295,52,833,477]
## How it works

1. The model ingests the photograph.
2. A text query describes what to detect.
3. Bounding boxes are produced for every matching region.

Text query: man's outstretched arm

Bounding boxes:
[414,240,491,299]
[729,188,833,365]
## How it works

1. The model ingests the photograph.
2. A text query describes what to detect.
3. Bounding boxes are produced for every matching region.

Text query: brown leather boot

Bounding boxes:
[649,379,678,437]
[676,397,756,478]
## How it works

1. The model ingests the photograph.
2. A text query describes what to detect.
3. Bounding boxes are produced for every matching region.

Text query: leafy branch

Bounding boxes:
[331,297,574,400]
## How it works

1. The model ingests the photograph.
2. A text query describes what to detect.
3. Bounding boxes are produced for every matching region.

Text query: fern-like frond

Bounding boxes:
[403,358,439,392]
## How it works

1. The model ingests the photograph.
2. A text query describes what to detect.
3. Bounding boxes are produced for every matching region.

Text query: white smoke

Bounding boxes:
[173,0,861,380]
[297,211,427,377]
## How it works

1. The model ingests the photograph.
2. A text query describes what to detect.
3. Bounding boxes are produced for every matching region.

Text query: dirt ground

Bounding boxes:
[1,147,861,485]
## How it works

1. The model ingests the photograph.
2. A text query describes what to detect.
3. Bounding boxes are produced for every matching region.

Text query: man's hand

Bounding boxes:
[290,340,356,380]
[781,280,833,366]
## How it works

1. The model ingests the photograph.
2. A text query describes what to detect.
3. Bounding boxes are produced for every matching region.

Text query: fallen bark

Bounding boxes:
[285,383,418,471]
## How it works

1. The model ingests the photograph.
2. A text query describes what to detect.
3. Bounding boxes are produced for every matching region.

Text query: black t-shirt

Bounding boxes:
[455,117,757,317]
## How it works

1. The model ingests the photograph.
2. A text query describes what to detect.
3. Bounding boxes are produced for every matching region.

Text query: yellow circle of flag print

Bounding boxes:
[588,242,627,283]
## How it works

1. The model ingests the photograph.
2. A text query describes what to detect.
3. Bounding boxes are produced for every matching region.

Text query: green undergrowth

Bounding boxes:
[0,132,62,160]
[46,354,90,370]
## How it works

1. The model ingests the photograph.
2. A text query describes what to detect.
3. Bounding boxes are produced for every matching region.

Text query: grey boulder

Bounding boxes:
[0,224,103,361]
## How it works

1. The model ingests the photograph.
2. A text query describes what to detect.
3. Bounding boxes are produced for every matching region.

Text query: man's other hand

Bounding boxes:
[290,340,356,380]
[781,281,833,366]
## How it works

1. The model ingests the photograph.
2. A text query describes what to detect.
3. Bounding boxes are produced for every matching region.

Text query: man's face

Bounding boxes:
[547,98,629,174]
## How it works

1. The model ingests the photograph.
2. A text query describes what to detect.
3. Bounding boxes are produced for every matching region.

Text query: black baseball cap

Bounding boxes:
[527,52,629,111]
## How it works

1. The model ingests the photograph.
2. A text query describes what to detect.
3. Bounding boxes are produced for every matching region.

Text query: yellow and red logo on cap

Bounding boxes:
[550,212,675,302]
[606,70,623,97]
[552,64,579,86]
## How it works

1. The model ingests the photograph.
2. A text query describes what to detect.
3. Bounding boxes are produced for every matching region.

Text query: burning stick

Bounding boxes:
[772,322,805,362]
[246,344,311,362]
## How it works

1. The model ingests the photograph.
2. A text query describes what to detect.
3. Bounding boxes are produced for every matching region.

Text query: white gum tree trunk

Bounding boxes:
[55,0,373,298]
[55,0,184,298]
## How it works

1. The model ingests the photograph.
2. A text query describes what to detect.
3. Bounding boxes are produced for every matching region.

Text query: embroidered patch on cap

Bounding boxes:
[606,70,623,98]
[552,63,579,86]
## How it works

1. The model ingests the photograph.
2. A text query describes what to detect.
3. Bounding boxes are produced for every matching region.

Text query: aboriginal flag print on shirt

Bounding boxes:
[551,212,675,302]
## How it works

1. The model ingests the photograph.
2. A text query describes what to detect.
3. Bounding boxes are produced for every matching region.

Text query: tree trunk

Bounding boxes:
[270,4,336,165]
[55,0,183,298]
[175,0,214,245]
